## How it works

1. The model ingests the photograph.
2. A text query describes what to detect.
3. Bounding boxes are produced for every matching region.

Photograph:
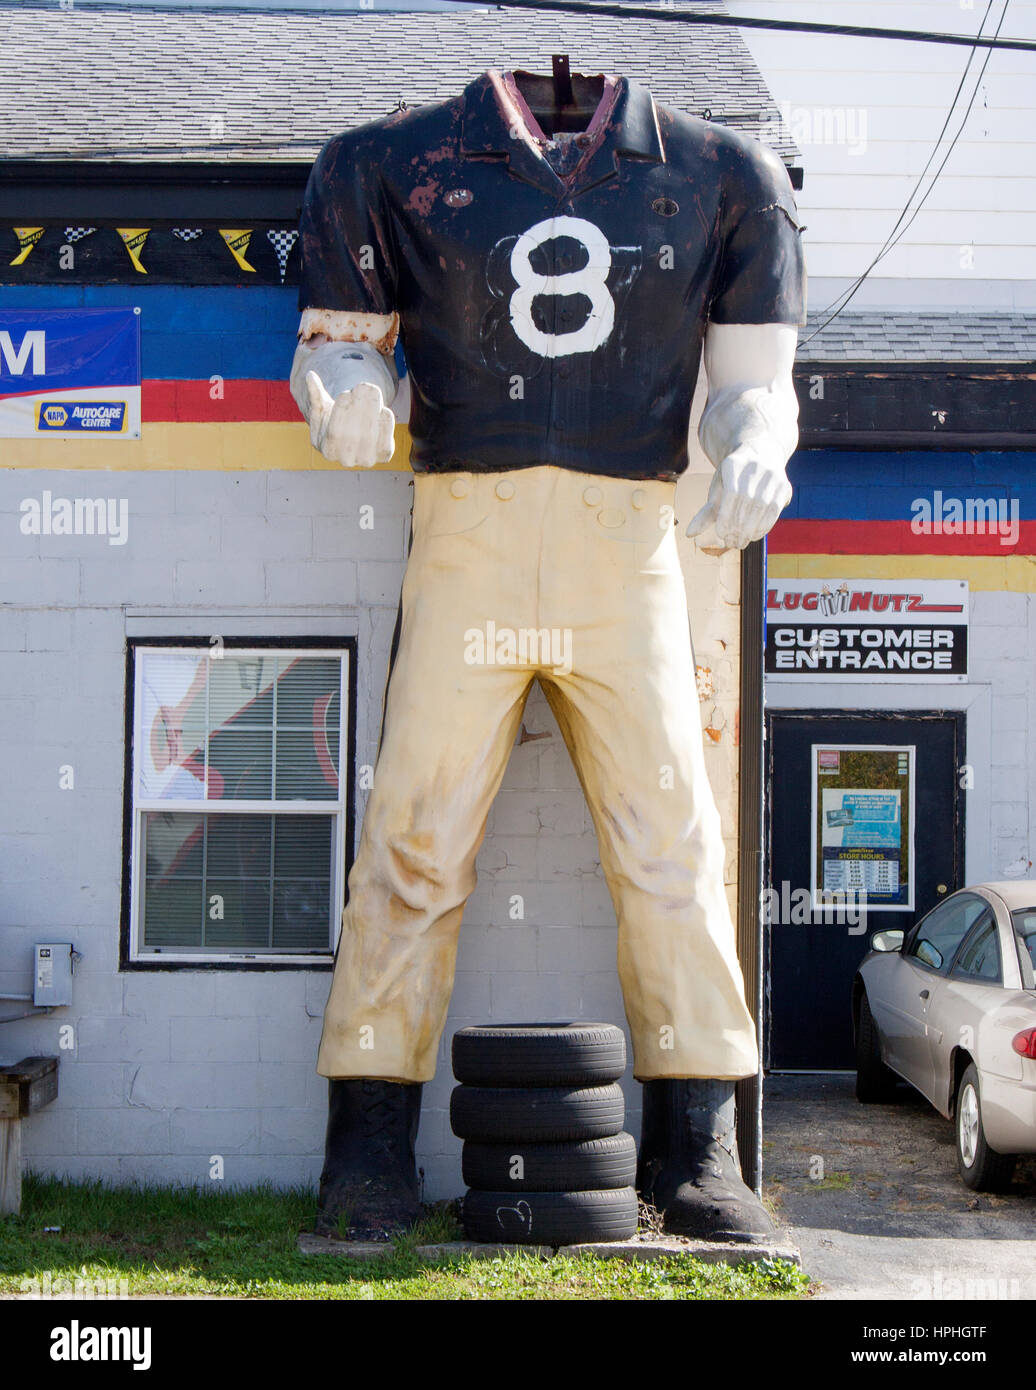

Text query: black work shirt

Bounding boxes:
[298,69,806,481]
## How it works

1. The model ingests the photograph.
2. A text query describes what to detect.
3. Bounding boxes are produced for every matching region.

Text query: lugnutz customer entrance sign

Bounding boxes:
[765,579,968,680]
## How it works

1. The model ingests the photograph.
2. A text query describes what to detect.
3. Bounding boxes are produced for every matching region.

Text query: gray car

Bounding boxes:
[853,882,1036,1192]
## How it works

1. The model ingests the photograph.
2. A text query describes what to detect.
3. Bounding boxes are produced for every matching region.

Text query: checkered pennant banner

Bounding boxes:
[267,228,299,283]
[172,228,204,242]
[63,227,96,244]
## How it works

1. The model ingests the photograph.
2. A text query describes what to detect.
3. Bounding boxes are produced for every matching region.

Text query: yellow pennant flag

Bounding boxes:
[10,227,45,266]
[117,228,151,275]
[220,228,256,273]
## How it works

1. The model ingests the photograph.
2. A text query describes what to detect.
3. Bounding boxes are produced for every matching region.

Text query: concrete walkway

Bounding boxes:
[763,1073,1036,1300]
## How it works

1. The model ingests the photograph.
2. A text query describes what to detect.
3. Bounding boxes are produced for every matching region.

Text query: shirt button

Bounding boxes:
[632,489,647,510]
[450,477,470,499]
[583,486,603,506]
[495,479,515,500]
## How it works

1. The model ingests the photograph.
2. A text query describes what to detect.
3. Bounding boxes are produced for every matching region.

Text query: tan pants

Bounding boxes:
[317,465,759,1083]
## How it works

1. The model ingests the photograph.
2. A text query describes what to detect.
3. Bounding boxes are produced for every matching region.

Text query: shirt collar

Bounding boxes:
[460,68,664,194]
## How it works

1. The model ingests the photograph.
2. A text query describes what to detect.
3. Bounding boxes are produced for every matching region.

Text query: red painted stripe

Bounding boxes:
[142,379,300,422]
[770,518,1036,556]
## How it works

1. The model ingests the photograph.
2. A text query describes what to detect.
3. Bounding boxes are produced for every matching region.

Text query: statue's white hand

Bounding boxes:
[303,373,396,470]
[685,446,792,550]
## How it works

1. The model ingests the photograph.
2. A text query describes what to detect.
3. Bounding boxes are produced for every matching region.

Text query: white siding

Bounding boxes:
[736,0,1036,306]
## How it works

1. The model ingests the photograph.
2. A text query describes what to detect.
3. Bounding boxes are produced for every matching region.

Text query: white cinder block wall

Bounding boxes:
[0,461,740,1199]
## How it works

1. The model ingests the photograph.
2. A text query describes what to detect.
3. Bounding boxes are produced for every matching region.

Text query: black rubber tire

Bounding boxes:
[450,1083,626,1142]
[855,991,899,1102]
[462,1133,637,1192]
[452,1023,626,1087]
[462,1186,639,1245]
[955,1063,1017,1193]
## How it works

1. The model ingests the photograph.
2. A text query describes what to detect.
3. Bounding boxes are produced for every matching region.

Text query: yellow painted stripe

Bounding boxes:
[0,422,415,472]
[768,552,1036,593]
[5,426,1033,594]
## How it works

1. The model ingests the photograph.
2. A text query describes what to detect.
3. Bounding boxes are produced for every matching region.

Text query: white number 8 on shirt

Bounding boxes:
[508,216,615,358]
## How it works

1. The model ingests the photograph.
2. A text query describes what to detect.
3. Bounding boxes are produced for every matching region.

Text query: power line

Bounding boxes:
[802,0,1012,344]
[476,0,1036,53]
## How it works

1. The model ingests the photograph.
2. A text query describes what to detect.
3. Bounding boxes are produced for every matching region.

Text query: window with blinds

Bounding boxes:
[127,643,350,963]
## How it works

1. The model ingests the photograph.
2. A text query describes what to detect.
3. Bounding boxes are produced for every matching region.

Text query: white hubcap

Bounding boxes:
[959,1082,980,1168]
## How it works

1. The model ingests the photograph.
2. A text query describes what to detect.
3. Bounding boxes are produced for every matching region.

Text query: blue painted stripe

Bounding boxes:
[0,284,409,381]
[1,285,299,378]
[786,451,1036,521]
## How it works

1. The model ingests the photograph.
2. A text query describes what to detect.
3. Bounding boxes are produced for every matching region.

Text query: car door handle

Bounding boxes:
[919,989,930,1000]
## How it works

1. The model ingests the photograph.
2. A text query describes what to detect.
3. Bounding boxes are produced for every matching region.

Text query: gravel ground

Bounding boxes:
[762,1072,1036,1300]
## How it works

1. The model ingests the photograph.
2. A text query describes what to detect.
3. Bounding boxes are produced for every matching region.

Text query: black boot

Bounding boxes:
[637,1079,775,1243]
[315,1079,423,1239]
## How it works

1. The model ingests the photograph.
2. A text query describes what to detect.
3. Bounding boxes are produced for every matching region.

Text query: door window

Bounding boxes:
[907,894,988,973]
[1012,909,1036,989]
[951,911,1001,984]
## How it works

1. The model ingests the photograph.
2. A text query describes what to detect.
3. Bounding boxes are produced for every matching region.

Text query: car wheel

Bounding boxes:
[955,1063,1016,1193]
[855,990,898,1102]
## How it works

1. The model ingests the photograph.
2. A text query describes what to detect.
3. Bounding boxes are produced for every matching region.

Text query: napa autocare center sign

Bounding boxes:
[0,308,141,438]
[765,579,968,681]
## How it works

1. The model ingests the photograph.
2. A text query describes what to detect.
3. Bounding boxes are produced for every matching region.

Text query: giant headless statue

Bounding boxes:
[291,66,805,1242]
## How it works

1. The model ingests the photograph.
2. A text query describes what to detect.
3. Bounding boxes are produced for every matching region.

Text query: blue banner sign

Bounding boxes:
[0,307,141,439]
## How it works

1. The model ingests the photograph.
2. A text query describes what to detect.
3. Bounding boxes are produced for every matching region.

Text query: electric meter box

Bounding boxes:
[33,944,74,1007]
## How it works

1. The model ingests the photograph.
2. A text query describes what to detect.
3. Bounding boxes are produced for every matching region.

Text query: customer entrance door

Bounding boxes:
[765,711,965,1069]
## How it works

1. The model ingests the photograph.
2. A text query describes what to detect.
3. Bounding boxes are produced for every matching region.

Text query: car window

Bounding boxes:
[951,911,1001,983]
[1012,909,1036,990]
[907,894,988,973]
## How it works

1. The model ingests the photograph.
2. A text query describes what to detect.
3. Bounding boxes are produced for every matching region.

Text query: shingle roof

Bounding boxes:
[0,0,798,161]
[798,312,1036,363]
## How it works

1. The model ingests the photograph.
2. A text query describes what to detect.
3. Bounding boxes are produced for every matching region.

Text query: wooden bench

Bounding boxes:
[0,1056,59,1215]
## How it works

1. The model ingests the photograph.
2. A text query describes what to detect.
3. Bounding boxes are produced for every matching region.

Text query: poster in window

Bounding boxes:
[810,744,915,912]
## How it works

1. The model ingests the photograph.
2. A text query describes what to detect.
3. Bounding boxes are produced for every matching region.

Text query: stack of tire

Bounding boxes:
[451,1023,639,1246]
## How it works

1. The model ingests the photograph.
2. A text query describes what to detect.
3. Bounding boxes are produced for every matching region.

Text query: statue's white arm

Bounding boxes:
[686,322,799,550]
[289,308,400,468]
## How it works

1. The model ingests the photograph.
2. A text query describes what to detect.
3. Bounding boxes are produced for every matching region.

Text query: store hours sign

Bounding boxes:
[765,579,968,681]
[810,745,915,912]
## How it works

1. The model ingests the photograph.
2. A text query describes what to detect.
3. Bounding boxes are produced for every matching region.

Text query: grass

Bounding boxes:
[0,1175,809,1301]
[808,1171,853,1192]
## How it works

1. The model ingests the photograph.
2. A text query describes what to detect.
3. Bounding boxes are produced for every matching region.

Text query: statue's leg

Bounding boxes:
[635,1077,774,1243]
[315,473,534,1235]
[316,1078,423,1238]
[538,472,770,1241]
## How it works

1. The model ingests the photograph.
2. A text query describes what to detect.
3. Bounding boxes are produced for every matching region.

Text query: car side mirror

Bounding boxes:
[870,929,904,953]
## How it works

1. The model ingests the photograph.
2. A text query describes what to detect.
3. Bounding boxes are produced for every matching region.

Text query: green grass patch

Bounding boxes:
[809,1171,853,1191]
[0,1175,809,1301]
